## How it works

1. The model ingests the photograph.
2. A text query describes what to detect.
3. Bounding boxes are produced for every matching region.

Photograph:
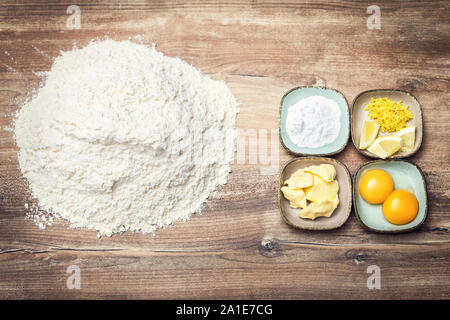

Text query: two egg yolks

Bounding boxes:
[359,169,418,225]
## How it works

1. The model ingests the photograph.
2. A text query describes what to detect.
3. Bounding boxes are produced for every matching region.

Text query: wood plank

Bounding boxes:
[0,242,448,299]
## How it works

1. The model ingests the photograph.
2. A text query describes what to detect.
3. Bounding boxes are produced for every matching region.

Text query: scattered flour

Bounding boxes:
[14,39,238,237]
[25,202,55,230]
[286,95,341,148]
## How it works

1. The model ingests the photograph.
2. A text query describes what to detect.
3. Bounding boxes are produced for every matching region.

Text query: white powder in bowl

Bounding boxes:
[286,95,341,148]
[14,39,238,237]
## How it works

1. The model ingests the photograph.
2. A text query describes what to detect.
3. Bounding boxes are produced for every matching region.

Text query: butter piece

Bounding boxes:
[284,170,313,189]
[305,164,336,182]
[304,174,339,204]
[281,186,307,209]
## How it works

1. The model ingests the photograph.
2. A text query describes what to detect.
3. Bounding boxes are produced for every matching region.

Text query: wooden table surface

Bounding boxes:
[0,0,449,300]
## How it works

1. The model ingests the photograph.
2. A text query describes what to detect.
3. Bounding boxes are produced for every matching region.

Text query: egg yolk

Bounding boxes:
[359,169,394,204]
[382,190,418,225]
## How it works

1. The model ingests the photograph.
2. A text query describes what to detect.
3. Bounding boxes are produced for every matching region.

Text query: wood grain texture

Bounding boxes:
[0,0,449,299]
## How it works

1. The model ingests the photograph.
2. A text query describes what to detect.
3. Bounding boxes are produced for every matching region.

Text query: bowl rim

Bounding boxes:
[279,156,353,231]
[279,86,350,157]
[352,159,428,234]
[350,88,424,159]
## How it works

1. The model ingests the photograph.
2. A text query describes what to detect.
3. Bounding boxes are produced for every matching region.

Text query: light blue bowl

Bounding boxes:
[353,160,428,233]
[279,86,350,156]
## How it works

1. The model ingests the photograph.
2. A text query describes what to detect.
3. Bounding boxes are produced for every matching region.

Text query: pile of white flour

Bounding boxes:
[14,39,238,237]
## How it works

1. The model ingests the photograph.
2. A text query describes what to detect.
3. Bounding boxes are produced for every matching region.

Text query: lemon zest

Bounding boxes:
[364,97,413,133]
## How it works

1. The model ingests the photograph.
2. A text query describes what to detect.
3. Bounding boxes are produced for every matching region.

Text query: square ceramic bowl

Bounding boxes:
[353,160,428,233]
[279,157,352,230]
[351,89,423,159]
[279,86,350,156]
